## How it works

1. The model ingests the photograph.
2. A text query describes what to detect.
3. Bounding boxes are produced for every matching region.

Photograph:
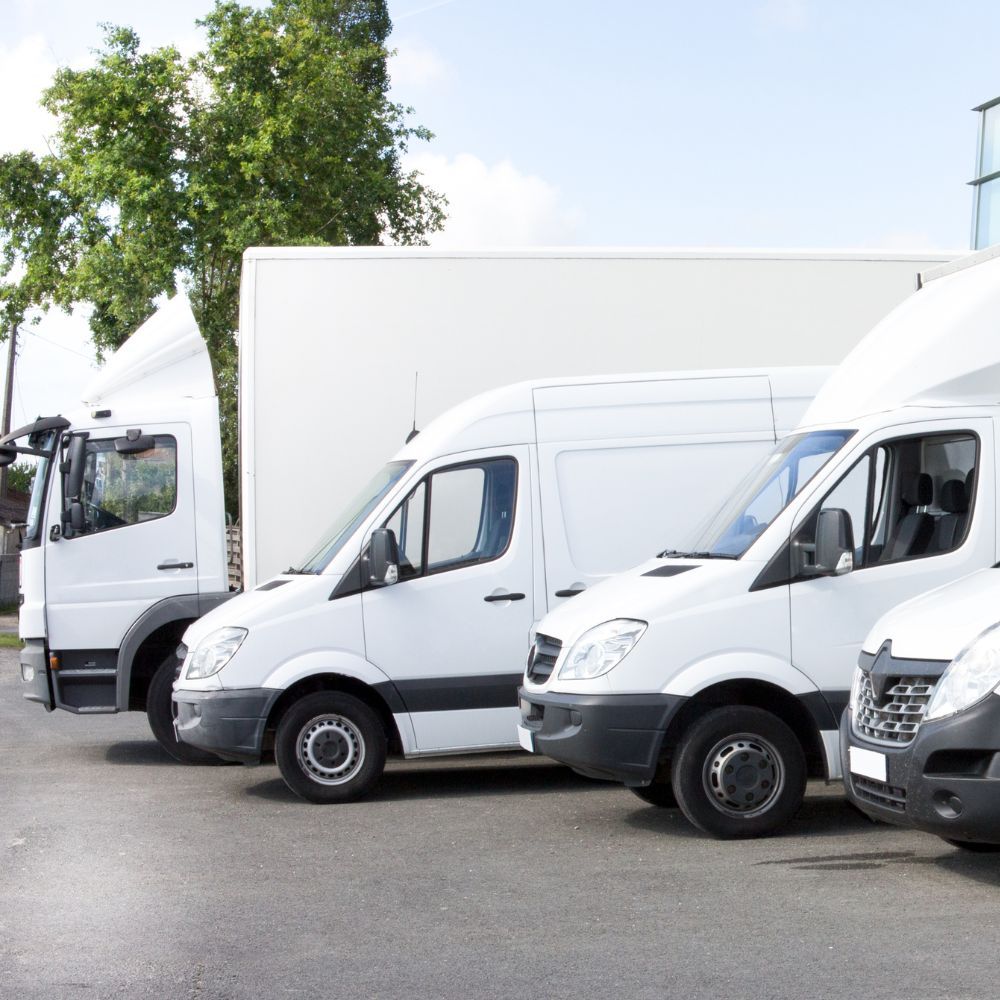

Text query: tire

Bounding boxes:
[943,838,1000,853]
[671,706,806,839]
[630,776,678,808]
[275,691,387,804]
[146,655,228,765]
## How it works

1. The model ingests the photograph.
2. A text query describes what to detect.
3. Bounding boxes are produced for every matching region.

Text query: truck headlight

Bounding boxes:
[559,619,647,680]
[925,622,1000,722]
[185,627,247,680]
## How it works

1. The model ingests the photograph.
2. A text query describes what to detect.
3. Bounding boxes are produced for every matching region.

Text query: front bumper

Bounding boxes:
[173,687,280,764]
[19,639,52,710]
[842,695,1000,844]
[518,687,687,785]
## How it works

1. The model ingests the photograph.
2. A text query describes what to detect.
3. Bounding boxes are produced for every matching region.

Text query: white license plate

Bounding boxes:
[516,724,535,752]
[849,746,887,782]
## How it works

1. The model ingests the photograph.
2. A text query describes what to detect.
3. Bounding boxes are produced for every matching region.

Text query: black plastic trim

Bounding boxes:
[386,672,523,713]
[642,565,697,578]
[173,687,280,764]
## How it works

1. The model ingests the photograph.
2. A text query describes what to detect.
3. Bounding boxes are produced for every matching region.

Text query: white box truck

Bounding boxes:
[519,247,1000,840]
[8,248,946,771]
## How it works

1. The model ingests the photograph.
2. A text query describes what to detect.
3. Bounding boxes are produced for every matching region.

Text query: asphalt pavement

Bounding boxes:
[2,646,999,1000]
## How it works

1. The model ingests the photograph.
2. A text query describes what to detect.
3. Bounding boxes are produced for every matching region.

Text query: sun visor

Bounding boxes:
[801,253,1000,425]
[81,295,216,406]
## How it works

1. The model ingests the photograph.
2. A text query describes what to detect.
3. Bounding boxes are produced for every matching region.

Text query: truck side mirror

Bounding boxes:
[815,507,854,576]
[61,501,85,539]
[368,528,400,587]
[0,446,16,467]
[64,434,88,502]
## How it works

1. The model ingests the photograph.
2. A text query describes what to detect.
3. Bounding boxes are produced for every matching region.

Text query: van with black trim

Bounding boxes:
[519,248,1000,839]
[171,365,826,801]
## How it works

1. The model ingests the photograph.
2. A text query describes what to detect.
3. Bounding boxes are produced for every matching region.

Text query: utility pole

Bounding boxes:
[0,324,17,500]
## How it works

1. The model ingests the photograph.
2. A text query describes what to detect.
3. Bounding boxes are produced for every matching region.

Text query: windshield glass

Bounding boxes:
[25,431,57,541]
[682,429,855,558]
[297,461,413,574]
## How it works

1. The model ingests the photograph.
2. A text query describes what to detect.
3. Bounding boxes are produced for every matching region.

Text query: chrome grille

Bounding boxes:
[526,633,562,684]
[854,672,937,745]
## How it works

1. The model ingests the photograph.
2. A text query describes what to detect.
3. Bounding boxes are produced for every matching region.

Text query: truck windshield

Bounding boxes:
[295,461,413,574]
[25,431,57,541]
[680,429,854,558]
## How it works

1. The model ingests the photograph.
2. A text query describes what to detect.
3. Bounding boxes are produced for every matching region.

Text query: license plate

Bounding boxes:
[516,724,534,752]
[849,746,887,782]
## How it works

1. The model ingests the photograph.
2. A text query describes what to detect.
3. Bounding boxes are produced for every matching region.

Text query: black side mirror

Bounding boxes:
[0,445,16,468]
[64,434,87,502]
[115,429,156,454]
[61,501,85,539]
[815,508,854,576]
[367,528,400,587]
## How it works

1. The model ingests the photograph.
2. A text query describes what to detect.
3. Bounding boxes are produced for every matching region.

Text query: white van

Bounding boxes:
[172,366,826,801]
[842,569,1000,850]
[519,248,1000,839]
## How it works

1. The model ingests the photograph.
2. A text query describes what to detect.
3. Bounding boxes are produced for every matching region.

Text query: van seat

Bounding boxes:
[886,472,933,561]
[930,478,970,553]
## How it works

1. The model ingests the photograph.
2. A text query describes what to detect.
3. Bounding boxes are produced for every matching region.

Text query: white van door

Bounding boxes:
[42,423,198,706]
[787,419,994,707]
[534,375,777,609]
[361,446,533,752]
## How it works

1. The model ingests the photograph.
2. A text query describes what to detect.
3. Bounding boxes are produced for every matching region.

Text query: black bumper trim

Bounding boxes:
[519,687,687,785]
[842,694,1000,844]
[173,687,280,764]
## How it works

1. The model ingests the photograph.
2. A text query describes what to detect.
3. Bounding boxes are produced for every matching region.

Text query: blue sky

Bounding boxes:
[2,0,999,415]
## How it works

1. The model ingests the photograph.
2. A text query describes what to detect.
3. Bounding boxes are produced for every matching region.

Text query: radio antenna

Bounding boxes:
[405,371,420,443]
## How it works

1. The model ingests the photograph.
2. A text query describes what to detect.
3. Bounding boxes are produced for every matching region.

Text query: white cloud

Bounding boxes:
[756,0,809,31]
[0,34,59,156]
[390,39,448,91]
[406,153,582,247]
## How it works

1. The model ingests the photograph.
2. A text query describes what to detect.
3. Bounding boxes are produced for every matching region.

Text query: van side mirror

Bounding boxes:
[368,528,400,587]
[815,508,854,576]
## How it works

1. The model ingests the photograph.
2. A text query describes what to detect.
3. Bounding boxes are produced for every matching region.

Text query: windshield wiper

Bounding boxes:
[658,549,739,560]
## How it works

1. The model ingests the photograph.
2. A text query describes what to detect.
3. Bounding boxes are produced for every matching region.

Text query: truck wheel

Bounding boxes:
[275,692,387,804]
[943,838,1000,853]
[671,706,806,839]
[146,656,227,765]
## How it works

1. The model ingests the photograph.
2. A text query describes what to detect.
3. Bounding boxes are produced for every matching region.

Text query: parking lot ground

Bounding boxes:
[2,646,1000,1000]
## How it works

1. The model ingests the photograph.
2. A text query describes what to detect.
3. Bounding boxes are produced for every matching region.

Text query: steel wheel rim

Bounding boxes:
[701,731,784,818]
[296,714,366,786]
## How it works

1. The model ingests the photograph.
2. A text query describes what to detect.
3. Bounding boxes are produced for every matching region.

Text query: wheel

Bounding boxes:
[630,775,677,808]
[671,706,806,839]
[146,655,228,765]
[275,691,387,804]
[943,838,1000,853]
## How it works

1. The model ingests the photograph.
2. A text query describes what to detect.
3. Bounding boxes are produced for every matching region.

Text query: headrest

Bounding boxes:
[966,468,976,497]
[940,478,969,514]
[901,472,932,507]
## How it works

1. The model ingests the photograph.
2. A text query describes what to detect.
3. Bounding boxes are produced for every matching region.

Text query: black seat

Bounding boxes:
[886,472,933,561]
[930,478,970,553]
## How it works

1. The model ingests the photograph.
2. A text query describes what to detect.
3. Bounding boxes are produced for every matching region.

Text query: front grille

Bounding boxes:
[854,672,938,745]
[852,775,906,813]
[526,633,562,684]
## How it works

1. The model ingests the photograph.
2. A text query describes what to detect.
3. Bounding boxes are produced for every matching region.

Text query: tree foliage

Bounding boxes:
[0,0,445,513]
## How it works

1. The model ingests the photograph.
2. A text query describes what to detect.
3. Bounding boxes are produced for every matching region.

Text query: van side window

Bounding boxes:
[70,436,178,535]
[380,458,517,580]
[792,432,977,578]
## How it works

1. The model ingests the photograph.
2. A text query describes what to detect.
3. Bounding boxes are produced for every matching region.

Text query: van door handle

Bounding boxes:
[555,586,586,598]
[157,561,194,570]
[483,592,525,602]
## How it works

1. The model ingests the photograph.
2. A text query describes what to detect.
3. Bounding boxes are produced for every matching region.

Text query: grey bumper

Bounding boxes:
[173,687,280,764]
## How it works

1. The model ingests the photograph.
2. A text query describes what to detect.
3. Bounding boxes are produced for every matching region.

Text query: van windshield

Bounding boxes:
[676,430,854,559]
[295,461,413,574]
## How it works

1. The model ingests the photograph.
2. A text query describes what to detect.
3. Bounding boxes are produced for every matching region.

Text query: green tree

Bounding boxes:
[7,462,36,495]
[0,0,445,514]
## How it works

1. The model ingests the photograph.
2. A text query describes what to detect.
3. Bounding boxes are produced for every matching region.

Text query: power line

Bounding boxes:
[19,326,96,362]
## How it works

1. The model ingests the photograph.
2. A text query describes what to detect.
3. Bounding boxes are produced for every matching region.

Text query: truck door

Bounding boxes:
[361,447,534,752]
[43,423,198,711]
[788,419,994,739]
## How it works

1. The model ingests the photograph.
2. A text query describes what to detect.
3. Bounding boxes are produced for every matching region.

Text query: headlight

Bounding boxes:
[847,664,865,715]
[558,619,647,680]
[925,622,1000,722]
[185,627,247,680]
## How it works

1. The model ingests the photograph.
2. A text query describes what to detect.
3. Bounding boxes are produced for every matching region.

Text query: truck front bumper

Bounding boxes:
[518,687,687,785]
[173,687,280,764]
[19,639,52,710]
[842,696,1000,845]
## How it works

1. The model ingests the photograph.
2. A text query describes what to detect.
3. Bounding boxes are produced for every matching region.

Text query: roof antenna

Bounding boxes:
[405,371,420,443]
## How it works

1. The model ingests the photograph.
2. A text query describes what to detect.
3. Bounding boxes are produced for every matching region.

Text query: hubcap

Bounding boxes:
[702,732,784,818]
[296,714,366,786]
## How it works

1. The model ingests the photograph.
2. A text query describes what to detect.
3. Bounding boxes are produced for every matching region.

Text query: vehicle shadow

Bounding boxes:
[245,760,599,804]
[103,740,177,766]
